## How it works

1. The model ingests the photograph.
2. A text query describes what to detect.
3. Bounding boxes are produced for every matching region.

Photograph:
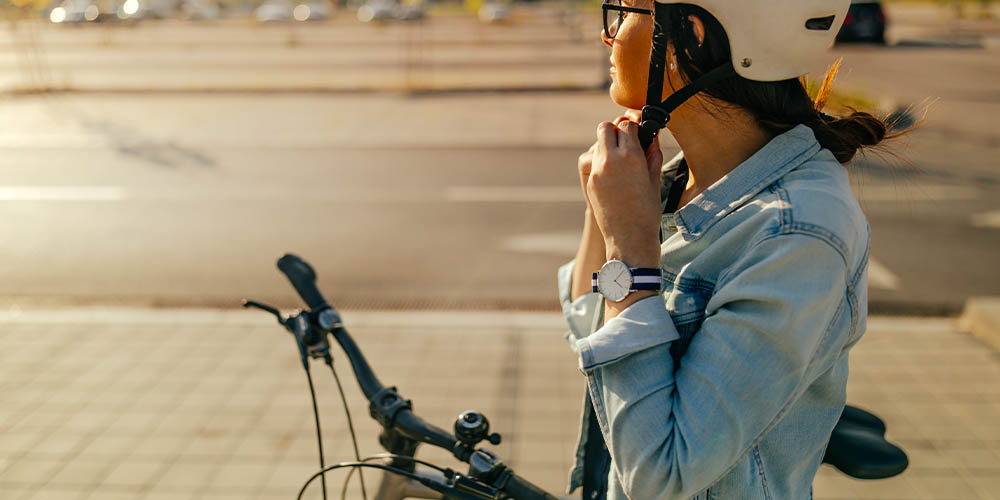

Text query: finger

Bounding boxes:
[596,122,618,152]
[645,135,661,161]
[616,120,640,150]
[646,136,664,185]
[578,153,592,175]
[613,115,629,126]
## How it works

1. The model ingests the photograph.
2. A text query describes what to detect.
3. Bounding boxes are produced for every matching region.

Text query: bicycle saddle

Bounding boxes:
[822,405,908,479]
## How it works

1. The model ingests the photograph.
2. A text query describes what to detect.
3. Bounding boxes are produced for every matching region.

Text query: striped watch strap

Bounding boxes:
[592,268,662,293]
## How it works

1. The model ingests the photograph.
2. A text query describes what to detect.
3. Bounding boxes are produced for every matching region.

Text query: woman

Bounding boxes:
[557,0,895,499]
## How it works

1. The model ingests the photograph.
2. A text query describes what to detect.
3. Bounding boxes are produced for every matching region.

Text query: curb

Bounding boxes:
[958,297,1000,352]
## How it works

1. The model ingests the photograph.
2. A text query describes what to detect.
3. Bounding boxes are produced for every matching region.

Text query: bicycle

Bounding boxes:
[244,253,908,500]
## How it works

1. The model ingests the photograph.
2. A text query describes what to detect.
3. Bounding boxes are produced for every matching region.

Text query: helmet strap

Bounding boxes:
[638,2,736,150]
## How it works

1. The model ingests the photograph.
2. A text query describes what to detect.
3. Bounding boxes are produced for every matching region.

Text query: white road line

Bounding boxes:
[0,186,124,201]
[852,184,979,202]
[0,185,584,203]
[501,232,581,256]
[971,210,1000,229]
[504,230,904,291]
[868,258,901,291]
[0,307,570,329]
[446,186,581,203]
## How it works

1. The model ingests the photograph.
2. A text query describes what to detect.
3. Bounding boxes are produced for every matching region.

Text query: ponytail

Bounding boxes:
[807,110,887,164]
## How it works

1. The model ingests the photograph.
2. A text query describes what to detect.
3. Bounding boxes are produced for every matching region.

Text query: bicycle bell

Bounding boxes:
[455,410,502,448]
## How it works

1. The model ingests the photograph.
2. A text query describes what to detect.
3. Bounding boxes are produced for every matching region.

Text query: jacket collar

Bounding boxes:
[672,124,822,240]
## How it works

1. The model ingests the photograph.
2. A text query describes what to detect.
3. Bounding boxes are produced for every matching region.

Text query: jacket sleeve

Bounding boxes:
[558,259,604,351]
[577,233,849,499]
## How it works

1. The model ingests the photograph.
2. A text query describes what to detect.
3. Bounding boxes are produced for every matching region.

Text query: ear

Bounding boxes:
[688,14,706,46]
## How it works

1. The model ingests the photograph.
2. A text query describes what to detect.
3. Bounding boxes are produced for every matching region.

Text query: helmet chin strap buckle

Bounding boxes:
[638,62,737,151]
[639,105,670,150]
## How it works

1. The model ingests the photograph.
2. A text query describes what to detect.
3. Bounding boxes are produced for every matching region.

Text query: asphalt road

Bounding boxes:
[0,9,997,314]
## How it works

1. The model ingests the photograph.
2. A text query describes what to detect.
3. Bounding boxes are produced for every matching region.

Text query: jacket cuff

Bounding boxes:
[575,295,678,373]
[558,259,603,350]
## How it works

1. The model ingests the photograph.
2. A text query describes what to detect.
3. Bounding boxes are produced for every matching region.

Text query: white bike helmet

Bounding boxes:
[637,0,852,147]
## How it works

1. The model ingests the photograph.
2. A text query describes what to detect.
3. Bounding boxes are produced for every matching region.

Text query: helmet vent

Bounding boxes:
[805,15,837,31]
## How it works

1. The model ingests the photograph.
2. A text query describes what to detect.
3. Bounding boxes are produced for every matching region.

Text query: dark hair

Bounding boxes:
[660,4,904,164]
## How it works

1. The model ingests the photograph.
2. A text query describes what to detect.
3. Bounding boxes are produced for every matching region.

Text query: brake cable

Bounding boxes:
[303,360,329,500]
[297,462,462,500]
[248,254,560,500]
[340,454,452,500]
[327,357,369,500]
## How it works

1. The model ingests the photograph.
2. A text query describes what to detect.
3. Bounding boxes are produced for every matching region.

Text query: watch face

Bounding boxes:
[598,260,632,302]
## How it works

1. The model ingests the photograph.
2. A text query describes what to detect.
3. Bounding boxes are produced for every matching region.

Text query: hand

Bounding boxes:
[577,115,637,212]
[586,119,663,269]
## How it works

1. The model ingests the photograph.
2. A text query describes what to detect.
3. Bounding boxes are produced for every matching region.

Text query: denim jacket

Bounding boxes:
[557,125,869,500]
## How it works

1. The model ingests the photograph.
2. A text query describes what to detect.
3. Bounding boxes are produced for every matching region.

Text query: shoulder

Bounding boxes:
[729,149,869,270]
[772,149,869,264]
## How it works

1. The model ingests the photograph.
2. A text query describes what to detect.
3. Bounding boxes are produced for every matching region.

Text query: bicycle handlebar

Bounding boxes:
[275,253,557,500]
[278,253,330,311]
[503,473,561,500]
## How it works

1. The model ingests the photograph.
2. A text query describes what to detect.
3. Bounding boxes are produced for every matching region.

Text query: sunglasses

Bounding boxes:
[602,0,653,39]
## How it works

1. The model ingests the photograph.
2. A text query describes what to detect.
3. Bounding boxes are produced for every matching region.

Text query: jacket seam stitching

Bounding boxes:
[662,269,716,292]
[685,141,820,237]
[693,249,849,493]
[778,225,849,265]
[847,240,870,337]
[773,182,794,232]
[848,226,872,294]
[752,446,774,500]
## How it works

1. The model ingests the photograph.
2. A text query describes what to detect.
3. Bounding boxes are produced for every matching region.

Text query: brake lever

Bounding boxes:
[288,313,333,368]
[243,299,287,326]
[243,300,332,368]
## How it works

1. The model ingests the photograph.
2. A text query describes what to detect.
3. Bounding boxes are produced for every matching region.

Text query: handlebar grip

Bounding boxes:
[502,473,560,500]
[277,254,330,311]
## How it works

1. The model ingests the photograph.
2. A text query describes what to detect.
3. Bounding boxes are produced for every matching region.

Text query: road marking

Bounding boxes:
[502,232,581,255]
[0,186,583,204]
[852,185,979,202]
[971,210,1000,229]
[0,186,124,201]
[504,231,904,291]
[446,186,581,203]
[0,307,570,329]
[868,258,900,291]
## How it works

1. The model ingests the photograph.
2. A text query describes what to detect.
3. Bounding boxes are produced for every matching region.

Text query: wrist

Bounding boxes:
[605,242,660,269]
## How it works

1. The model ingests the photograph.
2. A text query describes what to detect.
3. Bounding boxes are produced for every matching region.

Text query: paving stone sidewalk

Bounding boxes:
[0,309,998,500]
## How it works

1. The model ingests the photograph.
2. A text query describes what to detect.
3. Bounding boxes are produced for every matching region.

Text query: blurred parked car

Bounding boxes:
[394,2,423,20]
[292,1,330,21]
[357,0,423,23]
[837,0,887,44]
[356,0,392,22]
[49,0,108,23]
[256,0,330,21]
[477,2,509,24]
[256,0,292,21]
[116,0,176,20]
[358,1,395,23]
[181,0,220,20]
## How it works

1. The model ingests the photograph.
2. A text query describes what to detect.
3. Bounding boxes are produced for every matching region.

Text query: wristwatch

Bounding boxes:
[591,259,662,302]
